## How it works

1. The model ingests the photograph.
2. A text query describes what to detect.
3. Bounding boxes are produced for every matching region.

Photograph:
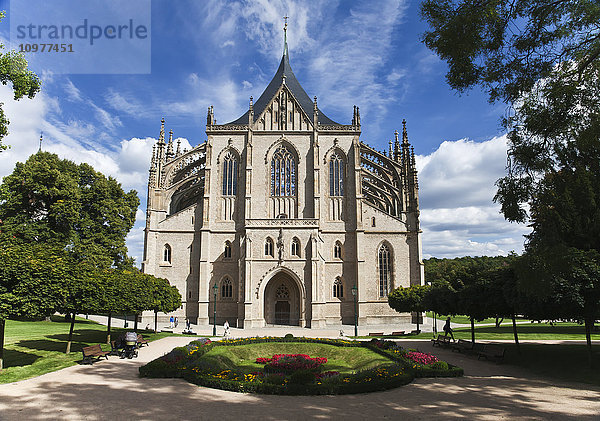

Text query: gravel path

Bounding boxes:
[1,336,599,420]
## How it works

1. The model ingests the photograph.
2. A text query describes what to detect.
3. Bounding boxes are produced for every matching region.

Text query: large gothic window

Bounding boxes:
[329,152,344,196]
[378,244,391,297]
[222,151,238,196]
[270,145,296,197]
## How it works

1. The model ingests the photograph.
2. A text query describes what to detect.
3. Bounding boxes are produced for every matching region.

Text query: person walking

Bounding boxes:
[224,320,230,337]
[169,315,174,328]
[443,317,455,341]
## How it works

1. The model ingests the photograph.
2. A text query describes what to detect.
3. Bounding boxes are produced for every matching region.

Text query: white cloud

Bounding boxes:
[417,136,531,258]
[104,88,150,118]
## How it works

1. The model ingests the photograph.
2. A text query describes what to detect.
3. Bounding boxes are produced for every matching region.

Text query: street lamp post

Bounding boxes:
[213,283,218,336]
[351,285,358,337]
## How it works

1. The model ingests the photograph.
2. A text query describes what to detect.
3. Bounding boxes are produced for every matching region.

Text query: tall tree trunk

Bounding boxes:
[0,319,5,371]
[134,313,138,331]
[512,314,520,355]
[416,312,420,333]
[154,310,158,333]
[106,312,112,344]
[470,317,475,343]
[495,317,503,328]
[66,312,76,354]
[585,316,593,368]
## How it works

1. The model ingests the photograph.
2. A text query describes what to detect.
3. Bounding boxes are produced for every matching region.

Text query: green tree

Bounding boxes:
[420,0,600,221]
[0,11,41,151]
[148,275,182,333]
[0,239,68,368]
[0,152,139,268]
[388,285,430,332]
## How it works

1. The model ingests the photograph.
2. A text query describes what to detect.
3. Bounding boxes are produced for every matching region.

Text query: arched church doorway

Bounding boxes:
[264,271,300,326]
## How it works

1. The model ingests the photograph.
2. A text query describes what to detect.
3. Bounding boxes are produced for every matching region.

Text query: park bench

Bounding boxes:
[477,344,506,363]
[431,334,453,347]
[452,339,474,353]
[137,334,149,347]
[368,332,384,336]
[81,344,110,364]
[391,331,405,336]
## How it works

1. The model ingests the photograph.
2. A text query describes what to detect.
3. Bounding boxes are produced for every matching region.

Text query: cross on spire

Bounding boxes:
[283,15,289,56]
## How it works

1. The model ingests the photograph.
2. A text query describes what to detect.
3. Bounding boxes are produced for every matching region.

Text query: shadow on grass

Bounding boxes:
[3,349,40,368]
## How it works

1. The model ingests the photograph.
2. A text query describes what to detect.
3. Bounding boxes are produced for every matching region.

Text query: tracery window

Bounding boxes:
[276,284,290,299]
[270,145,296,197]
[333,277,344,298]
[222,151,238,196]
[221,277,233,299]
[329,152,344,196]
[378,244,391,297]
[333,241,342,259]
[224,241,232,259]
[265,237,274,257]
[163,244,172,263]
[291,237,300,257]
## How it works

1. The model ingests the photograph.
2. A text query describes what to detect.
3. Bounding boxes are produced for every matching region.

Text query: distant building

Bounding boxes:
[141,29,423,328]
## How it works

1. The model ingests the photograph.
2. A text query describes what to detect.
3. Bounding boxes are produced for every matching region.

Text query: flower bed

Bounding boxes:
[139,336,462,395]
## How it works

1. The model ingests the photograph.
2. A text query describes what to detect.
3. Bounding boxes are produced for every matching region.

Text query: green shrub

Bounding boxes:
[289,369,316,384]
[284,333,294,339]
[430,361,449,370]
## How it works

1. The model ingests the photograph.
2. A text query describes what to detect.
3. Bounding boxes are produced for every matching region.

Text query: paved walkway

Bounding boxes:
[1,334,599,420]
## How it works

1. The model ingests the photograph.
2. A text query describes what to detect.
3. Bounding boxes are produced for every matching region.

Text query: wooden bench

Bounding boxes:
[391,331,405,336]
[477,344,506,363]
[431,334,453,347]
[82,344,110,364]
[452,339,474,353]
[368,332,384,336]
[137,334,149,347]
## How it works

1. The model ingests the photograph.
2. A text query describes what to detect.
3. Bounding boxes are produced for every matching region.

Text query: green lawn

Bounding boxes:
[197,342,392,374]
[426,312,529,325]
[0,316,178,384]
[361,322,600,341]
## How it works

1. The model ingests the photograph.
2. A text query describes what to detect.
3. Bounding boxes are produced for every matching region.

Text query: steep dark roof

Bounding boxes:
[226,51,339,126]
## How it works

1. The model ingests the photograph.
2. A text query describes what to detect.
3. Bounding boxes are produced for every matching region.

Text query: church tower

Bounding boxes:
[142,22,423,328]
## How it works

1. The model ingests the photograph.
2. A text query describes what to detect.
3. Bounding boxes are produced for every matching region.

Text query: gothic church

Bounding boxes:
[141,30,424,328]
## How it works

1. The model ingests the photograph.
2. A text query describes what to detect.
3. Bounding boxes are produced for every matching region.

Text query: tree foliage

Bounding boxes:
[0,11,41,151]
[421,0,600,222]
[0,152,139,268]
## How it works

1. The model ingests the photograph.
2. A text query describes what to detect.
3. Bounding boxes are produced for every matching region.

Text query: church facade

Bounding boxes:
[141,40,424,328]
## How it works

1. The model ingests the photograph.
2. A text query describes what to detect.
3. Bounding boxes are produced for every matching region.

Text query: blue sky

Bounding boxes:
[0,0,530,265]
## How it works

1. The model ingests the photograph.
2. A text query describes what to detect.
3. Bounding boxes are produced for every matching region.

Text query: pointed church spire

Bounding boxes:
[394,130,400,161]
[38,132,43,152]
[176,138,181,156]
[402,119,409,144]
[283,15,289,56]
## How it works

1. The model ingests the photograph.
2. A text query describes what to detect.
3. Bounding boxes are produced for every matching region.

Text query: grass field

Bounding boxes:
[426,312,529,325]
[0,316,177,384]
[195,342,392,374]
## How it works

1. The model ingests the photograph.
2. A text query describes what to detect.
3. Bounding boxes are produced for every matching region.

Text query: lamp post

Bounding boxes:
[351,285,358,337]
[213,283,218,336]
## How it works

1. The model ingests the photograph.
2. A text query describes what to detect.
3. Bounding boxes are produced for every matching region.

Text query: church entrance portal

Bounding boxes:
[264,272,300,326]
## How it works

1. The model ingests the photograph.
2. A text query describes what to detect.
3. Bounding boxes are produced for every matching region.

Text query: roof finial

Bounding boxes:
[283,15,289,56]
[38,132,43,152]
[402,119,409,144]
